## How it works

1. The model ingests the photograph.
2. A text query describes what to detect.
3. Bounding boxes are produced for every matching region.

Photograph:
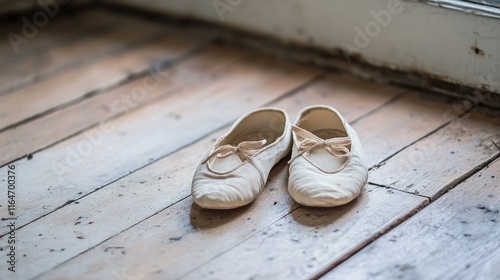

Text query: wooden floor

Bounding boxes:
[0,7,499,280]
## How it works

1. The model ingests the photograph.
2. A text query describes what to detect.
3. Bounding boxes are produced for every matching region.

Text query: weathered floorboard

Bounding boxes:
[0,124,231,278]
[39,183,426,280]
[0,13,169,94]
[323,158,500,280]
[181,186,427,280]
[7,137,294,279]
[0,73,396,279]
[35,75,414,280]
[0,35,209,130]
[0,45,251,167]
[0,55,320,237]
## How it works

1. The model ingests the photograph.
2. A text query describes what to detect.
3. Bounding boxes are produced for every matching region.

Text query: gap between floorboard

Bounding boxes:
[368,182,431,200]
[348,93,405,126]
[369,104,478,172]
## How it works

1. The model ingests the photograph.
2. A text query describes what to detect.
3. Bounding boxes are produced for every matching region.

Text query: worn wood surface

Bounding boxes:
[41,184,427,280]
[369,107,500,198]
[6,138,294,279]
[182,186,427,280]
[0,45,251,166]
[0,35,208,130]
[0,54,319,237]
[323,158,500,280]
[9,72,396,279]
[0,13,168,94]
[0,8,498,280]
[0,126,232,278]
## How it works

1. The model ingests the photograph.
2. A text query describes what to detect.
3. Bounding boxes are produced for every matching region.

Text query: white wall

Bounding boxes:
[106,0,500,94]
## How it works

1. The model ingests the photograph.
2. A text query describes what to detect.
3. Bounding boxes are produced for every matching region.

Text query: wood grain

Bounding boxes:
[323,158,500,280]
[182,186,427,280]
[4,136,295,279]
[0,45,251,166]
[0,13,168,94]
[0,125,231,279]
[0,55,320,237]
[369,107,500,198]
[31,74,409,279]
[352,91,467,167]
[38,183,426,280]
[60,82,466,278]
[0,71,397,275]
[0,35,208,130]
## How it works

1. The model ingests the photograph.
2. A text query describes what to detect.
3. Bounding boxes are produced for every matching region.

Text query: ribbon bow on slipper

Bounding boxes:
[288,125,351,164]
[206,139,268,162]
